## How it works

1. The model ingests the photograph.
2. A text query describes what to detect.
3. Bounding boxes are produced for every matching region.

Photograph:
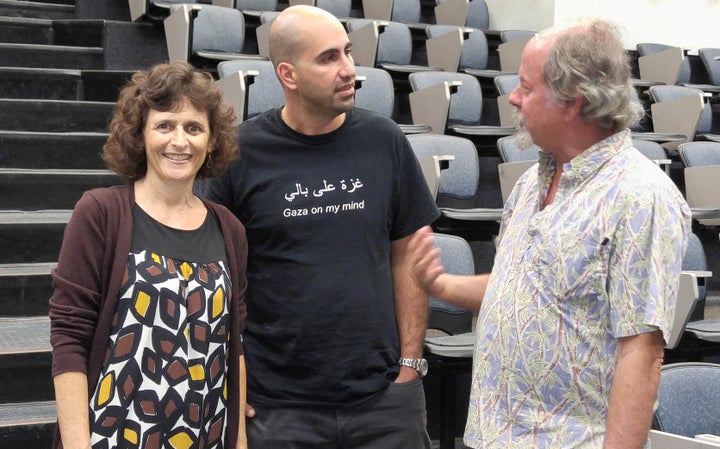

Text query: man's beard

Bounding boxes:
[513,110,535,150]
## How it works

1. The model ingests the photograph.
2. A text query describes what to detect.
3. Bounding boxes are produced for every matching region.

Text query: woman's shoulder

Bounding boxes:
[74,184,132,214]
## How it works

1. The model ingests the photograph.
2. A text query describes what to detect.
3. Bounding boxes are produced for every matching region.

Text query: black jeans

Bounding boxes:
[247,378,432,449]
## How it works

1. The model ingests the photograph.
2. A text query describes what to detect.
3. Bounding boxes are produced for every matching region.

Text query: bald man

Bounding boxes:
[206,6,438,448]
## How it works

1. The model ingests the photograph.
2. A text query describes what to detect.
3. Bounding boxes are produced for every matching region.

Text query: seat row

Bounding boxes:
[130,0,493,30]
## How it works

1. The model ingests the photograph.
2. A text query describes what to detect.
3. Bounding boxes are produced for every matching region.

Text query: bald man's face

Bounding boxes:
[291,15,357,117]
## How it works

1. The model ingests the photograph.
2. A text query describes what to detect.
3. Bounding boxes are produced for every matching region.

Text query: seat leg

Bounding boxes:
[439,374,457,449]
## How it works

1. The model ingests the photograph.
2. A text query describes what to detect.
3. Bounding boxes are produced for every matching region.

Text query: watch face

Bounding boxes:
[419,359,429,376]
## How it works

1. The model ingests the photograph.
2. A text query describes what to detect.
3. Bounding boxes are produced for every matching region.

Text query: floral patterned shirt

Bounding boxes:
[464,130,691,448]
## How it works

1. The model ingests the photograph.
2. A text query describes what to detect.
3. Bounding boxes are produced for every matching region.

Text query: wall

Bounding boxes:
[485,0,720,50]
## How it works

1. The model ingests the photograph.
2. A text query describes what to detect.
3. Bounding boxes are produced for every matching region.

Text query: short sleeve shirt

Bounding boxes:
[464,130,691,448]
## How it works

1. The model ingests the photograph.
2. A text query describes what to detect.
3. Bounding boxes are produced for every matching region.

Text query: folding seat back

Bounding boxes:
[637,42,691,84]
[699,47,720,86]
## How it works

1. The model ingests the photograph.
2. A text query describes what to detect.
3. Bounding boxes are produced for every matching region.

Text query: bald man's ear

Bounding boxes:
[276,62,298,91]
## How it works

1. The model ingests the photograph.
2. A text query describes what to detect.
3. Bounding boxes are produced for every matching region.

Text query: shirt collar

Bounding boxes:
[537,129,632,187]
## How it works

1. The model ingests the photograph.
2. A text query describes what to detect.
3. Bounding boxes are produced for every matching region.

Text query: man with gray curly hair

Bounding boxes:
[409,18,691,448]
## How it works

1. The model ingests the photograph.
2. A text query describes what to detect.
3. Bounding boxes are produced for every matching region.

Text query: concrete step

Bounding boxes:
[0,16,53,44]
[0,263,55,316]
[0,401,55,449]
[0,315,51,355]
[0,168,124,210]
[0,67,83,100]
[0,131,108,169]
[79,69,135,102]
[0,99,114,132]
[0,42,104,70]
[52,19,105,47]
[0,0,74,20]
[0,210,70,264]
[0,67,134,101]
[0,317,53,402]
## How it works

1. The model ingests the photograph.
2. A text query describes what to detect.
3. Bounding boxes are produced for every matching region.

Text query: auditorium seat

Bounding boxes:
[645,85,718,154]
[407,70,515,149]
[216,58,283,123]
[434,0,490,31]
[128,0,198,22]
[346,18,441,76]
[164,3,266,68]
[407,133,503,241]
[422,232,475,449]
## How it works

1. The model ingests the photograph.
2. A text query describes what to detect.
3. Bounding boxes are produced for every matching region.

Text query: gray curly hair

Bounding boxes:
[535,18,642,131]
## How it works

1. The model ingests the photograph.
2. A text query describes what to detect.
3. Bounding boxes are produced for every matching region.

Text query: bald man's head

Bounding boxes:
[268,5,345,69]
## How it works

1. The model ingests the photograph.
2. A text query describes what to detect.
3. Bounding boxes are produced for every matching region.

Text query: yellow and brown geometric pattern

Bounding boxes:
[90,250,230,449]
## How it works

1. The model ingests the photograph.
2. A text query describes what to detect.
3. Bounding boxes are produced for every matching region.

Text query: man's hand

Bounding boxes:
[407,226,447,299]
[394,366,420,383]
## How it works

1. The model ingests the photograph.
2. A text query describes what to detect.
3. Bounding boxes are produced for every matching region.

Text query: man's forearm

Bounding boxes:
[604,331,664,449]
[392,234,428,361]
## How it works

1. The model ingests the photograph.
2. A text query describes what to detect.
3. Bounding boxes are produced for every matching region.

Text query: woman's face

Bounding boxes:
[142,97,211,186]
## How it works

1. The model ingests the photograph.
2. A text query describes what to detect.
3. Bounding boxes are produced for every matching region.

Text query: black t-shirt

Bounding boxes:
[206,108,439,407]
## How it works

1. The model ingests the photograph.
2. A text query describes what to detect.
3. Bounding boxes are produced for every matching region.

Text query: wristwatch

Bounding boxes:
[398,357,429,377]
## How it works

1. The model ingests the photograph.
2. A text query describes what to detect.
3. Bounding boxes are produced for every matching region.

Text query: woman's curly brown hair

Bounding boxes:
[103,61,238,180]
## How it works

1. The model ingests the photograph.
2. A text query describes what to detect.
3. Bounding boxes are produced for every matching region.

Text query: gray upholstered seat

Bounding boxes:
[165,4,267,65]
[678,141,720,167]
[495,134,538,202]
[496,134,539,163]
[423,231,476,449]
[424,24,506,80]
[408,70,514,147]
[649,85,720,144]
[216,59,283,122]
[653,362,720,437]
[493,73,518,96]
[354,66,431,134]
[637,42,692,84]
[407,133,503,240]
[128,0,195,22]
[632,138,672,173]
[699,48,720,88]
[346,18,439,74]
[315,0,352,18]
[425,233,475,337]
[231,0,276,11]
[677,141,720,225]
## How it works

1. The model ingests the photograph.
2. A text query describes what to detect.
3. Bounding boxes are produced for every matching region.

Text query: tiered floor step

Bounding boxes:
[0,67,83,100]
[0,42,103,70]
[0,210,70,264]
[0,168,123,210]
[0,262,55,316]
[0,99,114,132]
[0,131,108,169]
[0,401,56,449]
[0,67,134,101]
[0,316,53,402]
[0,0,74,20]
[0,16,53,43]
[0,316,55,449]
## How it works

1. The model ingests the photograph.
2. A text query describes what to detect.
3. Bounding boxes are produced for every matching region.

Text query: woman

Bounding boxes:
[49,61,248,449]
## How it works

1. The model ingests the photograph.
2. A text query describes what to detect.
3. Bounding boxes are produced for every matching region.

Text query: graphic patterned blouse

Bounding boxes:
[89,206,231,449]
[464,130,691,448]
